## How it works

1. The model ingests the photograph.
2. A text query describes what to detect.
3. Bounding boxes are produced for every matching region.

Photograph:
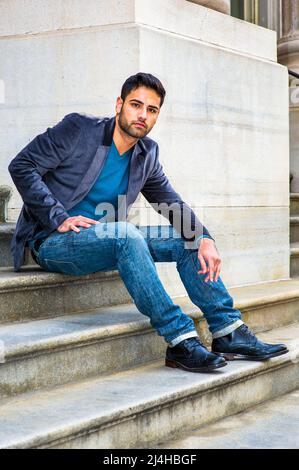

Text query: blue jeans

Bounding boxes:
[30,222,243,345]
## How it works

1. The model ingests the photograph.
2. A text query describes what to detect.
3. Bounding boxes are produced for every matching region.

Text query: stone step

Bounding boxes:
[1,278,299,399]
[154,389,299,449]
[0,222,35,267]
[1,263,299,329]
[290,193,299,216]
[0,323,298,449]
[290,216,299,243]
[0,304,165,400]
[0,266,131,324]
[290,242,299,277]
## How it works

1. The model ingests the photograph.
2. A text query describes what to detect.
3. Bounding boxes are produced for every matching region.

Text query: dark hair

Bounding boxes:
[121,72,166,107]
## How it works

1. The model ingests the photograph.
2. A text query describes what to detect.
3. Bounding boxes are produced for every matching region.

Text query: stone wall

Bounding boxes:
[0,0,290,290]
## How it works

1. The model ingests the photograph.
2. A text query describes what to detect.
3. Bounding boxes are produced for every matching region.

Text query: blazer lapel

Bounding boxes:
[66,117,116,209]
[67,145,109,209]
[117,141,145,220]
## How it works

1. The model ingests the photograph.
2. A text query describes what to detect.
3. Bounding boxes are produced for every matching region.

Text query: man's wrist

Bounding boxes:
[195,234,215,249]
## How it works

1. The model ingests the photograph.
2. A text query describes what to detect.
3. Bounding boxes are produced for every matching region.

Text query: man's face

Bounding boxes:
[116,86,161,139]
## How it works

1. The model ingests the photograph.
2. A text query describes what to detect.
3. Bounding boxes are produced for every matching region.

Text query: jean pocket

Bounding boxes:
[40,258,85,276]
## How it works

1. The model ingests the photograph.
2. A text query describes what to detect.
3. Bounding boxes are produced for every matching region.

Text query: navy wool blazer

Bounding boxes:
[8,113,212,271]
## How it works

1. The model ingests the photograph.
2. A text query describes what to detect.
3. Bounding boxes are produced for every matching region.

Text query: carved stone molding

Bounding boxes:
[278,0,299,72]
[186,0,230,15]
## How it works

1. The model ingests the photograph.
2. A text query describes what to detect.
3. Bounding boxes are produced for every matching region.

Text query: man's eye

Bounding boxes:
[149,109,157,114]
[132,103,139,107]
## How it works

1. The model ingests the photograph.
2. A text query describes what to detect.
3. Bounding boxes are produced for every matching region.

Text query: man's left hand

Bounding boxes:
[197,238,221,283]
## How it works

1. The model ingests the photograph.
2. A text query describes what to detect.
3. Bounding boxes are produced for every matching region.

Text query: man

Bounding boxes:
[8,72,288,373]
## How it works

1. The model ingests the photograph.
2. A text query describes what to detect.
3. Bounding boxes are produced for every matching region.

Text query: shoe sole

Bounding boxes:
[165,358,227,373]
[213,348,289,361]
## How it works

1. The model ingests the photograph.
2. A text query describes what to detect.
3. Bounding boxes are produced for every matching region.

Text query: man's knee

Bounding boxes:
[114,222,147,255]
[98,221,144,243]
[95,221,143,240]
[115,221,144,240]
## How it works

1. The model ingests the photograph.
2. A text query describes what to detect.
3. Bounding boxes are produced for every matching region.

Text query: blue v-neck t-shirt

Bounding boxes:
[68,140,133,221]
[27,141,133,247]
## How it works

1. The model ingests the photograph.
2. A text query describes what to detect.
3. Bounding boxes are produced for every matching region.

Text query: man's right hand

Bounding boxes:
[57,215,99,233]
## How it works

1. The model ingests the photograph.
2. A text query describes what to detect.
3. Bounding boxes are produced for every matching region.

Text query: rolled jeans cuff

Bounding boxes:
[168,330,199,347]
[212,319,244,339]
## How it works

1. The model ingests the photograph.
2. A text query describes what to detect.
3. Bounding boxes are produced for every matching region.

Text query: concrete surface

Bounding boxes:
[154,389,299,448]
[0,323,297,449]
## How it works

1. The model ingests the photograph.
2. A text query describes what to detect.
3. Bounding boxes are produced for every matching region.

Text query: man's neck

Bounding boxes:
[113,122,138,156]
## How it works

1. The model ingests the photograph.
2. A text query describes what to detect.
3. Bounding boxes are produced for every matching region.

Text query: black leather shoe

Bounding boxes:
[165,337,227,372]
[212,324,289,361]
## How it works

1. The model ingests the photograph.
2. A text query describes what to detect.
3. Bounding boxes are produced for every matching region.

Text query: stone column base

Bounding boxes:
[278,41,299,78]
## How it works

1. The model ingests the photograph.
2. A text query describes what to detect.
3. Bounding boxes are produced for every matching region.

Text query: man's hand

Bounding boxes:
[197,238,221,283]
[57,215,99,233]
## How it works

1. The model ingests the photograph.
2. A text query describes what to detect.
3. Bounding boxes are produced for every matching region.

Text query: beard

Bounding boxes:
[118,107,151,139]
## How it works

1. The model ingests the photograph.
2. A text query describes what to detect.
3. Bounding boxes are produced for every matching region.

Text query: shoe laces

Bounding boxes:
[183,337,205,352]
[238,324,258,345]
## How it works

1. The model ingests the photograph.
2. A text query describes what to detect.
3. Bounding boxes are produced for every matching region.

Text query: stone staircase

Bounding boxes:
[154,388,299,449]
[0,191,298,448]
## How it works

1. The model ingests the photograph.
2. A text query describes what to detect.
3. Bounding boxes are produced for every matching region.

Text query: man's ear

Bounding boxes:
[115,96,123,114]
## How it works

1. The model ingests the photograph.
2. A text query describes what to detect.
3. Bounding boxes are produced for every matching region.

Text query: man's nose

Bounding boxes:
[138,107,147,121]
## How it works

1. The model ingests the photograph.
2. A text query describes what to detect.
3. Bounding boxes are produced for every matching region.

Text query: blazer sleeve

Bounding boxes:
[141,144,214,246]
[8,113,82,231]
